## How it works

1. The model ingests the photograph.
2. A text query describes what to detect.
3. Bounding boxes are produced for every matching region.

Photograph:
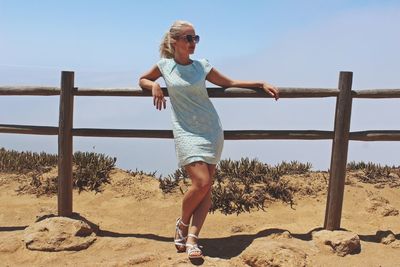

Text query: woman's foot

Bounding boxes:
[174,218,189,252]
[186,233,203,259]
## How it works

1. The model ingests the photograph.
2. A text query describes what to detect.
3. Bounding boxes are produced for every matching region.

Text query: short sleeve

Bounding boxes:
[199,58,213,75]
[156,58,168,77]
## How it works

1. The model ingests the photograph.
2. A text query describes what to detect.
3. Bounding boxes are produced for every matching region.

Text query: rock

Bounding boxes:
[269,230,292,240]
[312,230,360,256]
[376,230,396,245]
[23,216,96,251]
[366,194,399,217]
[391,241,400,248]
[35,211,57,222]
[0,233,22,253]
[240,239,308,267]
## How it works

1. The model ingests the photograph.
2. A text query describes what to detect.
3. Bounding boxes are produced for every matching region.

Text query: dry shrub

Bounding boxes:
[347,161,400,187]
[73,152,116,193]
[159,158,312,215]
[0,147,57,173]
[1,148,116,195]
[159,167,189,194]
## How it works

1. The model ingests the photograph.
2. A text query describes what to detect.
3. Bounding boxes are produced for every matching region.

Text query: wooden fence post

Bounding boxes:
[324,71,353,230]
[58,71,74,217]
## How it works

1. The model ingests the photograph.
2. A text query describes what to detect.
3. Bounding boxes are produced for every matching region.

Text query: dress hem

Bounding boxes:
[179,156,220,168]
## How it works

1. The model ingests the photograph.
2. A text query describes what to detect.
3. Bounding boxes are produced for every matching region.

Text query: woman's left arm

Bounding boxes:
[206,68,279,100]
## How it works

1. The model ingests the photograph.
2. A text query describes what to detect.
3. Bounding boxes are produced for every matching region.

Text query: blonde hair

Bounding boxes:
[159,20,194,58]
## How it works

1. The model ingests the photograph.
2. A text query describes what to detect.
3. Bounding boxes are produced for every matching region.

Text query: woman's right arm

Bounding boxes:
[139,65,166,110]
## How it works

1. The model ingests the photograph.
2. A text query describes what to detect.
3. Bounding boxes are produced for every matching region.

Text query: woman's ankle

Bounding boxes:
[186,237,197,245]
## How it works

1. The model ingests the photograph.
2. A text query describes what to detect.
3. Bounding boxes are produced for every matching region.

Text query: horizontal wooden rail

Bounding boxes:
[0,124,334,139]
[74,87,340,98]
[352,89,400,98]
[0,86,60,95]
[224,130,334,140]
[0,86,340,98]
[2,124,399,141]
[73,128,173,138]
[72,129,335,140]
[0,124,58,135]
[2,86,400,98]
[350,130,400,141]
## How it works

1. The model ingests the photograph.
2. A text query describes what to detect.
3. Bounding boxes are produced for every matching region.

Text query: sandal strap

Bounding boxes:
[174,241,186,247]
[186,243,203,257]
[176,218,189,228]
[175,236,186,242]
[186,243,203,249]
[187,233,199,239]
[175,228,186,240]
[175,218,188,246]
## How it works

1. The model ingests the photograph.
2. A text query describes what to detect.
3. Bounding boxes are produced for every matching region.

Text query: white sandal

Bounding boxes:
[186,233,203,259]
[174,218,189,252]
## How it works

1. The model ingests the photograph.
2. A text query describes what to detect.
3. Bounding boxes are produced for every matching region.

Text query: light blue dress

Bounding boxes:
[157,58,224,167]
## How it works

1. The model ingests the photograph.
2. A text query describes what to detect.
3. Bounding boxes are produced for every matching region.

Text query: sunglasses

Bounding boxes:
[179,34,200,44]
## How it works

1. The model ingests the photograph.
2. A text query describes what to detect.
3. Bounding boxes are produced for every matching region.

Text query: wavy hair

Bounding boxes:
[159,20,193,58]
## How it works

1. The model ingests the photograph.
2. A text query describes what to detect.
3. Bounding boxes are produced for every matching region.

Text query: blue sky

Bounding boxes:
[1,1,399,175]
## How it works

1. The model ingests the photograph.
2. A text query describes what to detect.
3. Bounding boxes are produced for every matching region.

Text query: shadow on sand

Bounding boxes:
[1,212,398,261]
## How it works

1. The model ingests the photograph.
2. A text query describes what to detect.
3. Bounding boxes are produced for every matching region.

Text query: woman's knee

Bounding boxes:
[191,175,212,193]
[185,161,213,192]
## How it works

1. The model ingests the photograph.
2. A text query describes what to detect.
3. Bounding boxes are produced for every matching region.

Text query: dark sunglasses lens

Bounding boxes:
[185,35,200,43]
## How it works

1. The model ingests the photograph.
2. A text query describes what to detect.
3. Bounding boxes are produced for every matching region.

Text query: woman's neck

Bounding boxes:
[174,54,191,65]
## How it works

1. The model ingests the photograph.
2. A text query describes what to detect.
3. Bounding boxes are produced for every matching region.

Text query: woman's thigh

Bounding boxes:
[185,161,214,188]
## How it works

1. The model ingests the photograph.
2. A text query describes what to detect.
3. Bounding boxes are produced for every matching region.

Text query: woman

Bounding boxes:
[139,20,279,259]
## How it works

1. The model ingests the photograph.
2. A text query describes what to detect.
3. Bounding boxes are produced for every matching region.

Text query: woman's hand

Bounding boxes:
[263,82,279,101]
[152,83,167,110]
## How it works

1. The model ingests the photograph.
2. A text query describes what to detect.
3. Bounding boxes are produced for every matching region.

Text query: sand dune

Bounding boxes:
[0,169,399,266]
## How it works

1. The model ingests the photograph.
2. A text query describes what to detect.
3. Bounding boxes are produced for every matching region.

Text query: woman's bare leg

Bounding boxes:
[188,164,216,242]
[178,161,213,238]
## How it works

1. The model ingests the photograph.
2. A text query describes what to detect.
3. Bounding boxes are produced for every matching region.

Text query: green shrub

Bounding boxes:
[159,167,189,194]
[159,157,298,215]
[73,152,116,193]
[346,161,399,186]
[0,147,58,173]
[0,147,116,195]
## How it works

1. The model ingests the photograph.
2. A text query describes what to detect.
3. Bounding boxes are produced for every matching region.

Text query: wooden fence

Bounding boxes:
[1,71,400,230]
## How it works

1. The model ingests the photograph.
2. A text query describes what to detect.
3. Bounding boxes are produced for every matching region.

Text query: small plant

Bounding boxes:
[159,167,188,193]
[72,152,116,193]
[128,168,158,178]
[347,161,367,171]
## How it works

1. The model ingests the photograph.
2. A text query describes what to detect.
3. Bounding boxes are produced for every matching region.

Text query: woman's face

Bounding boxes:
[174,26,197,56]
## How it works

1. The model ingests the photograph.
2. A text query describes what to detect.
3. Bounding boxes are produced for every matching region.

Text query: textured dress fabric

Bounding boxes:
[157,58,224,167]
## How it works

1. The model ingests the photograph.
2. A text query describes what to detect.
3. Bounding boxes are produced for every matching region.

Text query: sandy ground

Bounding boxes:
[0,169,399,266]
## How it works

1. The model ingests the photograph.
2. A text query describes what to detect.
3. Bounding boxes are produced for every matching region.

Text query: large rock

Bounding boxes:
[376,230,396,245]
[366,193,399,217]
[240,239,309,267]
[0,232,22,253]
[23,216,96,251]
[312,230,360,256]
